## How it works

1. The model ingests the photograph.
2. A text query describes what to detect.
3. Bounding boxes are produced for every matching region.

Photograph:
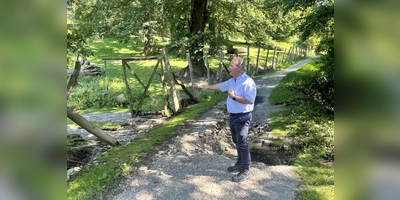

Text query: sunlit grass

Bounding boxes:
[268,58,334,200]
[295,154,334,200]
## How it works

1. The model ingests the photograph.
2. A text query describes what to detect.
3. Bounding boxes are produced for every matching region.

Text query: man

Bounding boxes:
[202,57,256,182]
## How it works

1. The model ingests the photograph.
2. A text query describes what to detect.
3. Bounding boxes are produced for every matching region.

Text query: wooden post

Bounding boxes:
[286,47,293,63]
[67,107,119,146]
[246,45,250,73]
[162,49,180,114]
[284,47,290,63]
[265,48,270,69]
[280,48,287,64]
[205,55,211,84]
[104,60,108,90]
[276,52,280,68]
[160,58,170,117]
[122,61,134,118]
[186,53,195,96]
[255,45,261,75]
[217,49,224,83]
[272,47,277,70]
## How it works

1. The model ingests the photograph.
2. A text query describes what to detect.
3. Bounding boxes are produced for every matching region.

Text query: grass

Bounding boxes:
[67,90,226,200]
[268,59,334,200]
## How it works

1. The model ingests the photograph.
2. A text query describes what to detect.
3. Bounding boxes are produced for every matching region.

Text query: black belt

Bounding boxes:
[230,111,251,116]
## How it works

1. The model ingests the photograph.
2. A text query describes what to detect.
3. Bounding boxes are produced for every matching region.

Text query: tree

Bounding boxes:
[282,0,334,112]
[186,0,209,76]
[69,0,296,77]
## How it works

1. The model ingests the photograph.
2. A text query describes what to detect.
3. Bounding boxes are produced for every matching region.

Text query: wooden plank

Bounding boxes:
[186,53,195,96]
[272,47,277,70]
[217,49,223,83]
[122,61,134,118]
[265,48,270,69]
[126,61,160,116]
[162,49,180,114]
[172,72,197,102]
[280,48,287,64]
[255,45,261,75]
[204,55,211,84]
[124,61,162,113]
[286,47,293,63]
[246,45,250,73]
[160,58,170,117]
[276,52,280,68]
[101,57,157,61]
[67,107,119,146]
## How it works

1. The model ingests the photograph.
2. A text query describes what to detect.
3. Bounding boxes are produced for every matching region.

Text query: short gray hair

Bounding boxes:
[236,57,245,71]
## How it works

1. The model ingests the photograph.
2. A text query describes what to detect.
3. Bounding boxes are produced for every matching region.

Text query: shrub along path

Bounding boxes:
[100,56,319,200]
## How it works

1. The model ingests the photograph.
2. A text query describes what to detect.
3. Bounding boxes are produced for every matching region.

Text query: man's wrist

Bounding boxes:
[232,95,236,101]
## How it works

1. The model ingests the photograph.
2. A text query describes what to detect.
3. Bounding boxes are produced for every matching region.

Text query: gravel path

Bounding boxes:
[89,57,319,200]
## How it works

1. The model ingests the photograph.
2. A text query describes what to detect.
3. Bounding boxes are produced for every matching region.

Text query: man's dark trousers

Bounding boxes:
[229,112,252,170]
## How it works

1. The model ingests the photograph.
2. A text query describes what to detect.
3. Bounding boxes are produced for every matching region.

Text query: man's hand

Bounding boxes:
[228,90,235,98]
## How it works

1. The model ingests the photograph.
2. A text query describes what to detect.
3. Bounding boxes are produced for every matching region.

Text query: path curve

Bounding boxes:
[101,57,319,200]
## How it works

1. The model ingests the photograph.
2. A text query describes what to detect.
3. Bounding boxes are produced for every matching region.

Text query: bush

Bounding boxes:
[67,76,144,110]
[287,106,334,160]
[269,58,334,160]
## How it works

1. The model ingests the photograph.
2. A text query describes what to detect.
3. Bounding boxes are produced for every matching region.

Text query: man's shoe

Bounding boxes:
[227,163,242,173]
[232,169,251,182]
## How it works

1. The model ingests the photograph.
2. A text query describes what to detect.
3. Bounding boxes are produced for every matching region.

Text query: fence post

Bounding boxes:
[204,55,211,84]
[255,45,261,75]
[159,58,170,117]
[285,47,292,63]
[272,47,277,70]
[121,61,134,118]
[280,48,287,64]
[186,53,195,96]
[246,45,250,73]
[217,49,224,83]
[265,48,270,69]
[276,52,280,68]
[162,49,180,114]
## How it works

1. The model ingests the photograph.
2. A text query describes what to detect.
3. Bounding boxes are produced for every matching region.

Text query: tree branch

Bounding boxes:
[67,60,81,100]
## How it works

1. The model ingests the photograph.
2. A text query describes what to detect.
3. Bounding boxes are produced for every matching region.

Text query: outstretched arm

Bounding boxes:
[201,84,219,90]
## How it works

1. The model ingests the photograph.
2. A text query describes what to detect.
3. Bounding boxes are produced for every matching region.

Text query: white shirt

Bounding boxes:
[218,73,256,113]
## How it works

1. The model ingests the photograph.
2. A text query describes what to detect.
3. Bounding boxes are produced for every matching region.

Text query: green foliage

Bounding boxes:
[269,59,334,159]
[282,0,334,54]
[268,58,334,199]
[270,58,333,114]
[67,76,144,110]
[68,0,298,67]
[295,154,334,200]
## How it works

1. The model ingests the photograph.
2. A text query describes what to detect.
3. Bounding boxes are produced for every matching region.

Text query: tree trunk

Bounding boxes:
[67,107,120,146]
[189,0,208,76]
